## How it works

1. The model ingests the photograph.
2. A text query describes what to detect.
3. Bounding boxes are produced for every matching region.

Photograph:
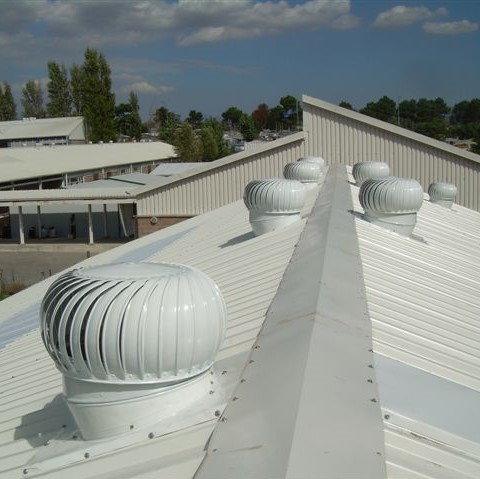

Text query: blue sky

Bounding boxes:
[1,0,479,120]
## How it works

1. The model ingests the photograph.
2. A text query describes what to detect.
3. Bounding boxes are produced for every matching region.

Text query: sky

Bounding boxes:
[1,0,479,121]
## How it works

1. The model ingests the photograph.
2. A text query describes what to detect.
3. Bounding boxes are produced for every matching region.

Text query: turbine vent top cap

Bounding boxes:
[40,262,227,385]
[283,161,322,184]
[352,161,390,186]
[428,182,457,208]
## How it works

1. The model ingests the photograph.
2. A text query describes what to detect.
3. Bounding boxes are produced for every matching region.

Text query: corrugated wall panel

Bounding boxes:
[303,98,480,211]
[137,136,305,216]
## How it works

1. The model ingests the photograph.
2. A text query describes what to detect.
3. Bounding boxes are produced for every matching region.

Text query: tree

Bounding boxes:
[0,82,17,120]
[70,64,84,115]
[80,48,116,142]
[239,113,257,142]
[252,103,269,129]
[200,126,219,161]
[46,61,72,117]
[21,80,45,118]
[360,96,396,123]
[173,121,202,161]
[187,110,203,129]
[203,117,231,158]
[154,106,180,144]
[339,101,353,110]
[221,106,244,130]
[115,91,142,140]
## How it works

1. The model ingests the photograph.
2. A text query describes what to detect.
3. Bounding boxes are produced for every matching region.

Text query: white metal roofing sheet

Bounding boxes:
[0,185,316,477]
[0,117,84,141]
[0,142,175,183]
[150,163,203,176]
[350,167,480,478]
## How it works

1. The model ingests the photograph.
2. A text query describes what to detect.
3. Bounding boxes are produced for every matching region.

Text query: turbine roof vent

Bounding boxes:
[283,161,323,184]
[40,262,227,440]
[297,155,325,167]
[41,262,226,385]
[428,182,457,209]
[352,161,390,186]
[243,178,306,236]
[359,176,424,236]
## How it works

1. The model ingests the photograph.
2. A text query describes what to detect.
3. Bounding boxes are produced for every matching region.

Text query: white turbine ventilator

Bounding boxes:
[243,178,306,236]
[297,155,325,167]
[40,262,227,440]
[359,176,424,236]
[352,161,390,186]
[283,160,323,187]
[428,182,457,209]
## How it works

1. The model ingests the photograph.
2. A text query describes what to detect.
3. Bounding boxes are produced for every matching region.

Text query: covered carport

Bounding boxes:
[0,188,137,245]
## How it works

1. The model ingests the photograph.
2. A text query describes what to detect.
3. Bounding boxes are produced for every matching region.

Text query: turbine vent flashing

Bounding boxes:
[40,262,227,439]
[352,161,390,186]
[283,161,323,185]
[359,176,424,236]
[428,182,457,208]
[243,178,306,236]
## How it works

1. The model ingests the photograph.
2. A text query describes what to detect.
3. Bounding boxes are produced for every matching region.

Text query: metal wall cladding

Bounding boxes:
[136,135,306,216]
[40,263,227,383]
[243,178,306,213]
[303,98,480,211]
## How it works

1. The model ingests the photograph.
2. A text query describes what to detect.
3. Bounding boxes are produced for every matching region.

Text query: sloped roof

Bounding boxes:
[0,117,84,141]
[0,164,479,478]
[0,142,176,184]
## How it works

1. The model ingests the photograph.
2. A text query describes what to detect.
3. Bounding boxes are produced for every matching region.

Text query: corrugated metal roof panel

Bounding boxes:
[350,167,480,478]
[0,117,84,141]
[0,184,316,477]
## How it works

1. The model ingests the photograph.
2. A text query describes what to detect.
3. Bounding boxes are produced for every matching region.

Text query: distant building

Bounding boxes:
[445,137,477,151]
[0,116,85,148]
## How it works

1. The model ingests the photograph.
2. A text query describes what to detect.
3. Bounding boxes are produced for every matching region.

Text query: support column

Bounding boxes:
[36,205,42,239]
[103,204,108,238]
[88,204,94,245]
[18,206,25,245]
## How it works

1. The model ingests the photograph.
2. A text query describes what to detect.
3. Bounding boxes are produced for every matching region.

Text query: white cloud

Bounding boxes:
[122,82,174,95]
[373,5,447,29]
[12,0,358,49]
[423,20,478,35]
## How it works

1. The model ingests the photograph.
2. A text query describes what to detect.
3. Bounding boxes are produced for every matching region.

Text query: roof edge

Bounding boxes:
[302,95,480,165]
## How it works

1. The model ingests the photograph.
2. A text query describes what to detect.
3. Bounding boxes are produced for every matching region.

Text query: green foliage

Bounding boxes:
[0,82,17,120]
[360,96,396,123]
[21,80,45,118]
[221,106,245,129]
[239,113,257,142]
[203,117,232,158]
[70,64,84,115]
[450,99,480,154]
[80,48,116,142]
[339,101,353,110]
[154,106,180,144]
[173,121,202,161]
[115,91,142,140]
[187,110,203,129]
[200,126,219,161]
[47,61,72,117]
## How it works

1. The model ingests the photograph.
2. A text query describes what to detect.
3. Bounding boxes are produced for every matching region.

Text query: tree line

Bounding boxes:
[340,96,480,154]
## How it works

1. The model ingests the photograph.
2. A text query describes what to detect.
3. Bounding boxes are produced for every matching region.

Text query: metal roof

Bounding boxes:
[0,142,176,183]
[349,167,480,478]
[0,164,479,478]
[0,117,84,141]
[150,163,204,176]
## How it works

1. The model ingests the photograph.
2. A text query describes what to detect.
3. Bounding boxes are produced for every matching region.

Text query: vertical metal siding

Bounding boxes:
[136,138,305,216]
[303,101,480,211]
